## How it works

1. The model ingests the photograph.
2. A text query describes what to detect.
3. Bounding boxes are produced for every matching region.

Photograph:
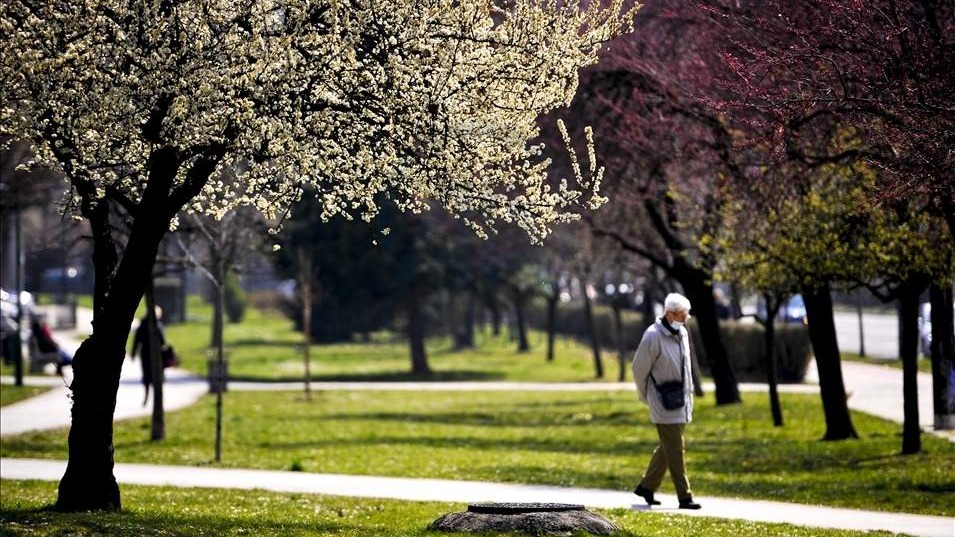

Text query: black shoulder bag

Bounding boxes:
[649,341,686,410]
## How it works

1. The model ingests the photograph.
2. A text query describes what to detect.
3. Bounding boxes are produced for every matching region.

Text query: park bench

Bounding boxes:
[28,335,60,373]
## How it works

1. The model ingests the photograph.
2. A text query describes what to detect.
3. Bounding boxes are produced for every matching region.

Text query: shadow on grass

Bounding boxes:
[253,431,652,457]
[301,409,641,428]
[0,507,437,537]
[226,370,505,383]
[227,339,302,348]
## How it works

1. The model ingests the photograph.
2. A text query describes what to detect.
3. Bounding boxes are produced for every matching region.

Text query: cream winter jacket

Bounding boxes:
[632,318,694,424]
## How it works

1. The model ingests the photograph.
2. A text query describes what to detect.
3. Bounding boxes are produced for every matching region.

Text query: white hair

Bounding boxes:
[664,293,691,313]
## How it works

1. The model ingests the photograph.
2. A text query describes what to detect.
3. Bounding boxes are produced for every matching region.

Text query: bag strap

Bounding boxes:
[648,331,686,389]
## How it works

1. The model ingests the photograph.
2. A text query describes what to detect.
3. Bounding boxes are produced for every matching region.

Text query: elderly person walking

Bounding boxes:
[631,292,702,509]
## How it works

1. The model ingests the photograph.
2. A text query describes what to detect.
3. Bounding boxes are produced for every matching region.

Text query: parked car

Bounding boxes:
[781,294,808,324]
[0,287,35,318]
[918,303,932,358]
[754,294,808,324]
[1,288,34,364]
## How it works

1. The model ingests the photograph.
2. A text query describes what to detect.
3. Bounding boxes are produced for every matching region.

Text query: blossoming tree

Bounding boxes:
[0,0,637,510]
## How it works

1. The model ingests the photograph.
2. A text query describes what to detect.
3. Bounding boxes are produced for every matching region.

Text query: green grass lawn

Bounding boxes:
[163,302,617,382]
[0,385,51,407]
[2,390,952,516]
[841,352,934,374]
[0,480,906,537]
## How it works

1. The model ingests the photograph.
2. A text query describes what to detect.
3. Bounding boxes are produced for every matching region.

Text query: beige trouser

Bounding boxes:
[638,423,693,500]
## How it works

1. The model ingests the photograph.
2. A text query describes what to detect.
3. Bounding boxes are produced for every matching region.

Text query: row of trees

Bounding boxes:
[560,0,953,453]
[1,0,950,514]
[1,0,639,511]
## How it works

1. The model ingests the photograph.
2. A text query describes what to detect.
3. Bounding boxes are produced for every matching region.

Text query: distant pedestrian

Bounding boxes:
[631,292,701,510]
[131,306,167,406]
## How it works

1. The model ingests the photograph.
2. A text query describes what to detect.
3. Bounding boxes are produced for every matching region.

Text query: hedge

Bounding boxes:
[526,300,812,383]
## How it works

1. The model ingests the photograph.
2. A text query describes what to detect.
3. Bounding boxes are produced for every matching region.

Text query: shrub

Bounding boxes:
[690,320,812,383]
[224,271,247,323]
[527,300,812,382]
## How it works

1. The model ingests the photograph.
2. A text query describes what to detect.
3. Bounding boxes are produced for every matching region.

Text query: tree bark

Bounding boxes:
[678,267,740,404]
[297,247,313,401]
[512,289,530,353]
[546,292,558,362]
[487,296,502,337]
[144,282,165,441]
[581,282,604,378]
[762,293,783,427]
[613,303,626,381]
[453,292,476,350]
[802,282,858,440]
[213,252,226,462]
[210,254,224,349]
[57,198,170,511]
[898,286,922,454]
[407,295,431,376]
[930,281,954,430]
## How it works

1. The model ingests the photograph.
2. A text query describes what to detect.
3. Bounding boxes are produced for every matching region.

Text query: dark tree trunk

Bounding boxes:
[512,289,530,353]
[297,247,313,401]
[144,283,165,441]
[640,285,655,334]
[802,282,858,440]
[210,255,224,349]
[581,282,604,378]
[762,293,783,427]
[678,268,740,405]
[407,295,431,376]
[545,292,558,362]
[613,303,626,381]
[930,282,954,429]
[57,196,171,511]
[487,297,502,337]
[899,286,923,454]
[213,253,226,461]
[453,292,476,349]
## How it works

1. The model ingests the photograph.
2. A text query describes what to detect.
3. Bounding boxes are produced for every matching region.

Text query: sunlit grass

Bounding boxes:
[0,480,905,537]
[3,390,951,516]
[841,352,933,374]
[164,300,619,382]
[0,385,51,407]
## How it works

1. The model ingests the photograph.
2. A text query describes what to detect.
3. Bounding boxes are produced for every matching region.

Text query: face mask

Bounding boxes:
[670,321,684,330]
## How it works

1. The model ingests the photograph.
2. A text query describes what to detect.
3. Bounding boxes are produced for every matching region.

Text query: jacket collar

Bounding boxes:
[657,316,681,336]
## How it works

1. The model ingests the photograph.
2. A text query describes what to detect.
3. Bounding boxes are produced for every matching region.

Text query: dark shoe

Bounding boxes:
[679,498,702,510]
[633,485,661,506]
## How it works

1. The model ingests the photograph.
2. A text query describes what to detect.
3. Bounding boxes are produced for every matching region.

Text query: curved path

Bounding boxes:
[1,457,951,537]
[2,308,953,537]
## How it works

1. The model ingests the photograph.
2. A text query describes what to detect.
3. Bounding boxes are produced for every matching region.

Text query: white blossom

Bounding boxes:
[0,0,637,242]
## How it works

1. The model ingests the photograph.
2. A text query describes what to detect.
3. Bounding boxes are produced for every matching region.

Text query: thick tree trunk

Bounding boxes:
[57,203,170,511]
[899,288,922,454]
[679,270,740,405]
[581,283,604,378]
[546,294,558,362]
[407,296,431,376]
[930,282,954,429]
[56,336,123,511]
[802,282,858,440]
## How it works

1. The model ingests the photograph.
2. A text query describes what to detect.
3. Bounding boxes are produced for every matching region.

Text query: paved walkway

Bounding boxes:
[2,308,953,537]
[1,458,951,537]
